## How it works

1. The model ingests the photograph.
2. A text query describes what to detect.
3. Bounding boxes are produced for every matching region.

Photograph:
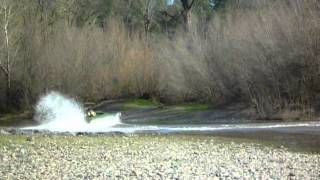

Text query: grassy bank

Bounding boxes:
[0,112,34,127]
[123,98,210,112]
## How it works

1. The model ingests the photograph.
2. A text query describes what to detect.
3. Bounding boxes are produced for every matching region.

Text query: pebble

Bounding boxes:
[0,135,319,179]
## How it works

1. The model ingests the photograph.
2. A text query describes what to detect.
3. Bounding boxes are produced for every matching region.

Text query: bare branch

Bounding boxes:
[0,62,8,75]
[158,10,178,19]
[181,0,196,10]
[188,0,196,9]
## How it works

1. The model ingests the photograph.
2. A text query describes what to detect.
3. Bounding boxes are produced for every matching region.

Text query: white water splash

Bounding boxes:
[24,92,122,132]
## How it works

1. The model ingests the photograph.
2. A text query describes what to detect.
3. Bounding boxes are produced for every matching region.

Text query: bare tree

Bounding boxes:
[0,0,19,106]
[180,0,195,31]
[0,1,11,102]
[142,0,153,37]
[158,0,196,31]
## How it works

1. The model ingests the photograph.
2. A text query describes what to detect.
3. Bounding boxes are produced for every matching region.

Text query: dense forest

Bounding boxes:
[0,0,319,118]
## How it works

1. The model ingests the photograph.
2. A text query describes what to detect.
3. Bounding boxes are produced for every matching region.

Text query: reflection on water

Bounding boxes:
[212,128,320,153]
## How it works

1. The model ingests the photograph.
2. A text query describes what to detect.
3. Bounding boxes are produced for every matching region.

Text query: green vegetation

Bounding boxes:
[122,98,209,112]
[0,113,27,126]
[124,99,162,110]
[0,113,16,121]
[0,111,33,126]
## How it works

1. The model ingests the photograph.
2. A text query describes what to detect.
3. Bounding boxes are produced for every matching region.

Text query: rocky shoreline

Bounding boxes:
[0,127,129,136]
[0,134,319,179]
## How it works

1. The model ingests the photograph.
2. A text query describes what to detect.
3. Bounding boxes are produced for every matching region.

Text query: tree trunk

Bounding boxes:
[143,0,152,40]
[180,0,195,32]
[144,14,150,37]
[3,2,12,107]
[182,9,191,31]
[5,72,11,107]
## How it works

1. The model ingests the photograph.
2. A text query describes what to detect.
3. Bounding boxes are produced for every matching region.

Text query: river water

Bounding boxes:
[3,91,320,152]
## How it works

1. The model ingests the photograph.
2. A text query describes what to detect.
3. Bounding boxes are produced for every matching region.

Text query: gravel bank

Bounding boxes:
[0,135,319,179]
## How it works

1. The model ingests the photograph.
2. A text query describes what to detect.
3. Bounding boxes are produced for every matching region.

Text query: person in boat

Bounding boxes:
[87,109,96,118]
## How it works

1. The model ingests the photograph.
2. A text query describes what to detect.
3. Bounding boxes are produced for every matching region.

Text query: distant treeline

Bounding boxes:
[0,0,319,118]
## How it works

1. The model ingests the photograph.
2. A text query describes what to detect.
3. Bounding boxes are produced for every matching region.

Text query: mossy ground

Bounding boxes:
[123,98,210,112]
[0,112,34,127]
[0,113,23,126]
[123,99,162,110]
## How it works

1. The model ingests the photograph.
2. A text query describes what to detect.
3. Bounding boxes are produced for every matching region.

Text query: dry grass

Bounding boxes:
[1,0,319,118]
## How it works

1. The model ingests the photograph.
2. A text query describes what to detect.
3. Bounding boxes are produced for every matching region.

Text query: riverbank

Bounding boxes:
[0,135,319,179]
[1,98,318,128]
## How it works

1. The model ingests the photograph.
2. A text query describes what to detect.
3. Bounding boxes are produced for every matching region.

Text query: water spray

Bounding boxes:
[25,91,122,132]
